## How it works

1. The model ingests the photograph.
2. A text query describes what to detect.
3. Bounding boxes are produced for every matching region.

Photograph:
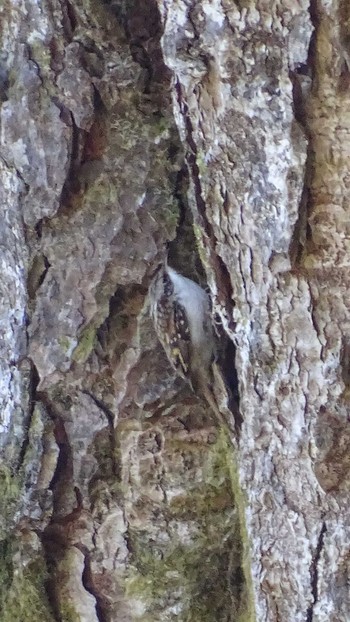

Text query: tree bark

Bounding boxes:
[0,0,349,621]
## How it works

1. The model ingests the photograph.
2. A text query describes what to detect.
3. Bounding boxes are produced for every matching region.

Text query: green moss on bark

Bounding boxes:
[0,467,20,538]
[0,542,55,622]
[72,325,97,363]
[125,430,255,621]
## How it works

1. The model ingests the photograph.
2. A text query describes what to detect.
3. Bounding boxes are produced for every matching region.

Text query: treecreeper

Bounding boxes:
[149,261,226,426]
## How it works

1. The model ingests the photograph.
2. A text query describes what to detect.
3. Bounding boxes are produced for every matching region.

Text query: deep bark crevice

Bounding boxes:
[39,407,78,621]
[82,390,120,479]
[174,78,235,316]
[306,521,327,622]
[36,395,75,516]
[58,109,86,213]
[289,13,318,268]
[340,336,350,389]
[27,254,51,300]
[221,338,242,434]
[82,552,110,622]
[61,0,77,40]
[41,529,68,622]
[105,0,172,106]
[172,78,240,430]
[16,360,40,472]
[95,282,146,366]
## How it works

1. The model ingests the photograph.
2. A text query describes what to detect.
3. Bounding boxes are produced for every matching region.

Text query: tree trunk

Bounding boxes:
[0,0,349,620]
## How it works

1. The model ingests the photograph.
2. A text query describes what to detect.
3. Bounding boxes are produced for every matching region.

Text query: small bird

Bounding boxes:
[149,261,226,425]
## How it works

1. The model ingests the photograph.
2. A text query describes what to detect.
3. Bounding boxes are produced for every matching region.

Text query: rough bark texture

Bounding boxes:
[0,0,349,621]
